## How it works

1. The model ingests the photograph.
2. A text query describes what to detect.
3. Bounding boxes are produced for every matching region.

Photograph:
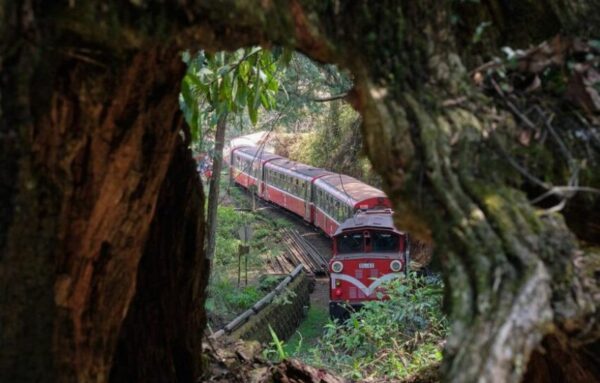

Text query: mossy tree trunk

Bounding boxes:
[328,3,600,381]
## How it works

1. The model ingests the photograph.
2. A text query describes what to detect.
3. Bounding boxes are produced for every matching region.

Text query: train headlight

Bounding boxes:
[331,261,344,273]
[390,260,402,272]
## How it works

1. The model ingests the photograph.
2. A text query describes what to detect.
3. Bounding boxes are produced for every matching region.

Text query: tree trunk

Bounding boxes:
[0,3,208,382]
[110,142,207,382]
[205,114,227,261]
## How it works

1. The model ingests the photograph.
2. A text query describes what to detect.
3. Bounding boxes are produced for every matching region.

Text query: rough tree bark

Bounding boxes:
[110,142,207,383]
[0,2,208,382]
[2,1,599,383]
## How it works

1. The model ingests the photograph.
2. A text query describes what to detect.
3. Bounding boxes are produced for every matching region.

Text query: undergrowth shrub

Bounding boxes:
[205,277,262,322]
[304,273,447,381]
[207,192,291,326]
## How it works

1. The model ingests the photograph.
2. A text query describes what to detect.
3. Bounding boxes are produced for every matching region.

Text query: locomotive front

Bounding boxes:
[329,210,409,320]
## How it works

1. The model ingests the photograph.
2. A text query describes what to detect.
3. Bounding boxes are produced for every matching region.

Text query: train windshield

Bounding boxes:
[372,231,399,252]
[337,232,364,254]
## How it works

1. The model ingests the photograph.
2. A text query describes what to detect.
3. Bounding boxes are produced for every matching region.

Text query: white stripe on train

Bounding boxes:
[330,272,404,298]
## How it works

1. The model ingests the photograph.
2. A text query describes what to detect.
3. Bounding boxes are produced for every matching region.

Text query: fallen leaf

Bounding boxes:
[565,64,600,114]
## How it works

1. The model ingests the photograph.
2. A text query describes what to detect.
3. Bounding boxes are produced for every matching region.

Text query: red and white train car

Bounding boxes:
[263,159,333,221]
[328,211,409,319]
[313,174,391,237]
[228,145,409,319]
[230,146,281,195]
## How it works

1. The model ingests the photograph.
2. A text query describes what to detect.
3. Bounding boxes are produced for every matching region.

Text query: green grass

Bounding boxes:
[205,278,262,321]
[284,305,329,357]
[295,274,447,381]
[206,175,291,326]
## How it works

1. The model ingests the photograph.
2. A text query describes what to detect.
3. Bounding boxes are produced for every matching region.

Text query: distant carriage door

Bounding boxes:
[303,179,311,221]
[282,173,288,208]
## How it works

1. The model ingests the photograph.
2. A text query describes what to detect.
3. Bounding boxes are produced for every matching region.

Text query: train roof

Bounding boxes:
[316,174,388,206]
[235,146,282,162]
[267,158,333,180]
[335,211,404,235]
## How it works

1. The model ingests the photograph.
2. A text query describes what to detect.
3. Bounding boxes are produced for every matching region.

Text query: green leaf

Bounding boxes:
[258,69,267,82]
[267,78,279,92]
[236,81,248,108]
[198,67,213,79]
[186,72,204,90]
[181,47,284,141]
[268,324,287,360]
[248,105,258,125]
[260,92,270,109]
[252,83,261,110]
[472,21,492,43]
[239,60,250,80]
[181,50,191,64]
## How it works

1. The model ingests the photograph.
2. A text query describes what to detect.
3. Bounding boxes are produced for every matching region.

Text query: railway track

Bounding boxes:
[230,184,333,274]
[274,228,329,275]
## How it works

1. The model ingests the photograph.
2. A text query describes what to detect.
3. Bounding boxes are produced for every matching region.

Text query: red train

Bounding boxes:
[229,145,410,319]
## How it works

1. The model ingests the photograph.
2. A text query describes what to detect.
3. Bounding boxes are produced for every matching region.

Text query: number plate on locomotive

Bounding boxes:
[359,263,375,269]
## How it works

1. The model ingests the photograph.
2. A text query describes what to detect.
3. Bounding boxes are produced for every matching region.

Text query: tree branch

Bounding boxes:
[311,92,349,103]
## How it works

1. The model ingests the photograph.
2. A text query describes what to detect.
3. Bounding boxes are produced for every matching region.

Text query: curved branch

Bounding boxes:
[311,92,349,103]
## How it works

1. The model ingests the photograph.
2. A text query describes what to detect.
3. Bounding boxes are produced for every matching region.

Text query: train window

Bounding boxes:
[372,232,399,252]
[337,232,364,254]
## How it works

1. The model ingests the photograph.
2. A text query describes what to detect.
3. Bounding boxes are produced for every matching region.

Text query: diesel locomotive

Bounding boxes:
[229,145,409,319]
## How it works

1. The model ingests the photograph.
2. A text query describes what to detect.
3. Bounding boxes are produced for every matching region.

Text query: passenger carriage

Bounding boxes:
[329,210,409,320]
[230,146,281,195]
[263,159,333,221]
[313,174,392,237]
